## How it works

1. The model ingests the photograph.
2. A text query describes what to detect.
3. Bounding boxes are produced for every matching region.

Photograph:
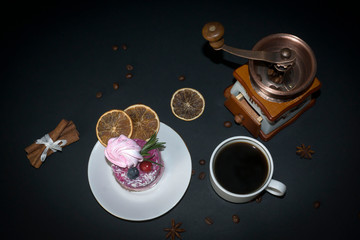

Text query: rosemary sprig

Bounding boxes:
[140,133,165,167]
[140,133,166,157]
[143,156,163,167]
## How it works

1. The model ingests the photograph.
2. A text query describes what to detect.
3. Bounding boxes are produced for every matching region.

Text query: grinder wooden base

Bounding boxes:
[224,64,321,141]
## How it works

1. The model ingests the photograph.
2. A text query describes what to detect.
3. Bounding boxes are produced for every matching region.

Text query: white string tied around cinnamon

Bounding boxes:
[36,134,67,162]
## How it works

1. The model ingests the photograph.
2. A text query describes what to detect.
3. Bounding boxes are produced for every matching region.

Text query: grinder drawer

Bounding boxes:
[224,90,262,138]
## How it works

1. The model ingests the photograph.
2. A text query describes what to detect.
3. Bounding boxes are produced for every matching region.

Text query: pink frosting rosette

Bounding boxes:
[104,135,143,168]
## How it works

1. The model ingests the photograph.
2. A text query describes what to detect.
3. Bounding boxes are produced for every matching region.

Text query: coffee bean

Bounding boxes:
[199,159,205,165]
[204,217,213,225]
[272,76,282,84]
[232,214,240,224]
[191,169,195,175]
[313,201,320,209]
[126,64,134,71]
[121,44,127,50]
[112,45,119,51]
[113,82,119,90]
[96,91,102,98]
[255,195,262,203]
[125,73,133,79]
[224,121,232,128]
[267,68,275,76]
[198,172,205,180]
[178,75,185,81]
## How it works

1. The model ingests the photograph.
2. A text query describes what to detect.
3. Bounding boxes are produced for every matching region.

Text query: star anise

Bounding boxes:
[164,219,185,240]
[296,144,315,159]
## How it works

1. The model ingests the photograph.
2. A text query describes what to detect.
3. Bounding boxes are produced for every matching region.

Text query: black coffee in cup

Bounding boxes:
[214,141,269,194]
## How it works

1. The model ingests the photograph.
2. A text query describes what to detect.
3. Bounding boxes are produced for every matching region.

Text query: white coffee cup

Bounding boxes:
[209,136,286,203]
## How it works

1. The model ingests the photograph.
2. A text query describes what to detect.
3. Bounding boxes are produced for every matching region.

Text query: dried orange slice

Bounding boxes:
[96,109,133,146]
[124,104,160,140]
[170,88,205,121]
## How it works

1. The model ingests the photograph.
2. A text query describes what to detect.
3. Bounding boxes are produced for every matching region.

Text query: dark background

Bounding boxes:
[1,0,359,239]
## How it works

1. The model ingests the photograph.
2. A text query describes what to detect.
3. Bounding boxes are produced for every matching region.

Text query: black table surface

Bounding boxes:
[1,0,359,239]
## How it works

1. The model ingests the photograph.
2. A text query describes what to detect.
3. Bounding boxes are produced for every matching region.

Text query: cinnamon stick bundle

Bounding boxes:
[25,119,80,168]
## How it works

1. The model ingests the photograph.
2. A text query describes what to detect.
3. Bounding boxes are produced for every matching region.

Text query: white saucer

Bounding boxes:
[88,122,192,221]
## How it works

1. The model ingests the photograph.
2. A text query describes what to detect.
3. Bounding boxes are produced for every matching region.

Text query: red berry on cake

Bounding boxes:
[139,161,153,173]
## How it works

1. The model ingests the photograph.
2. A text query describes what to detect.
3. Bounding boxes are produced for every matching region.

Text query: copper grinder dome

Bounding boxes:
[248,33,317,102]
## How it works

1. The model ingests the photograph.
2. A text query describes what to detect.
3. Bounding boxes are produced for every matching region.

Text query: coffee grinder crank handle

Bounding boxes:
[202,22,296,69]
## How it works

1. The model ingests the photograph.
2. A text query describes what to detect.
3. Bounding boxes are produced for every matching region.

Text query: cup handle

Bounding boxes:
[265,179,286,196]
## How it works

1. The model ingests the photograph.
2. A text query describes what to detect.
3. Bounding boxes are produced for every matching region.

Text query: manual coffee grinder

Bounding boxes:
[202,22,321,141]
